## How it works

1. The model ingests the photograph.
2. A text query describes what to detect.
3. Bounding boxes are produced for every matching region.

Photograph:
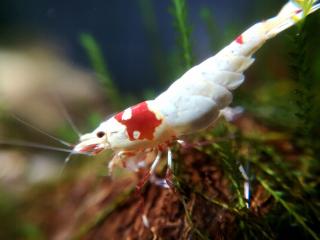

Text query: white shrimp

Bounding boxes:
[73,1,320,172]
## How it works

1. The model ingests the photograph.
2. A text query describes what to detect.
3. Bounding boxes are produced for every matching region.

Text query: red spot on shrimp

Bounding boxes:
[114,102,162,141]
[79,144,103,155]
[79,144,97,153]
[295,9,303,14]
[236,35,244,44]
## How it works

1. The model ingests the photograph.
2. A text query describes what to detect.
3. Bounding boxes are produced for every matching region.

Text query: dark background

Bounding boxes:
[0,0,285,93]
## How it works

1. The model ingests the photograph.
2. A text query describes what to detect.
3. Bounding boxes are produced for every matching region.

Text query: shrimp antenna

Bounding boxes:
[52,92,82,138]
[60,152,74,177]
[0,139,93,157]
[0,139,73,153]
[11,114,73,147]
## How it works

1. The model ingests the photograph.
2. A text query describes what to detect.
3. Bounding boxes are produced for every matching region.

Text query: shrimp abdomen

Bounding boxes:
[154,1,320,136]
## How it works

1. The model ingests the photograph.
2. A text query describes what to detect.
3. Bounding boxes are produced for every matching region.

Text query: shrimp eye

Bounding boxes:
[96,131,105,138]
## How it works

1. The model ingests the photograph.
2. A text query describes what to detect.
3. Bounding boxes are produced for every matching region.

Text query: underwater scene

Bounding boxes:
[0,0,320,239]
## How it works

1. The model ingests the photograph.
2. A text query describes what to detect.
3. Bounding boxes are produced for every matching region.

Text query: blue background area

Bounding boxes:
[0,0,285,93]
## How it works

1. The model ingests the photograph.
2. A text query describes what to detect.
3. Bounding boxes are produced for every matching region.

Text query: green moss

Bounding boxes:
[170,0,193,70]
[80,33,122,109]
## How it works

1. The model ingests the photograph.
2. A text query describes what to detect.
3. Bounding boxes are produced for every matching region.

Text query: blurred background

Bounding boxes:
[0,0,289,93]
[0,0,320,239]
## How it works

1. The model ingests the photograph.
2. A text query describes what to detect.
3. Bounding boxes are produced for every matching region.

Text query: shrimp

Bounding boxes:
[73,1,320,173]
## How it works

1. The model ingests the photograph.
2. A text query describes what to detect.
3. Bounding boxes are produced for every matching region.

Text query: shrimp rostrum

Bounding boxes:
[73,1,320,172]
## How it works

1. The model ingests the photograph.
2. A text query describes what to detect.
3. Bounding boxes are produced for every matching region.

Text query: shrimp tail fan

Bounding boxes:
[266,0,320,37]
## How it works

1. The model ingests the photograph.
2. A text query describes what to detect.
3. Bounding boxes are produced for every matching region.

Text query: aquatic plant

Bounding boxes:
[80,33,122,109]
